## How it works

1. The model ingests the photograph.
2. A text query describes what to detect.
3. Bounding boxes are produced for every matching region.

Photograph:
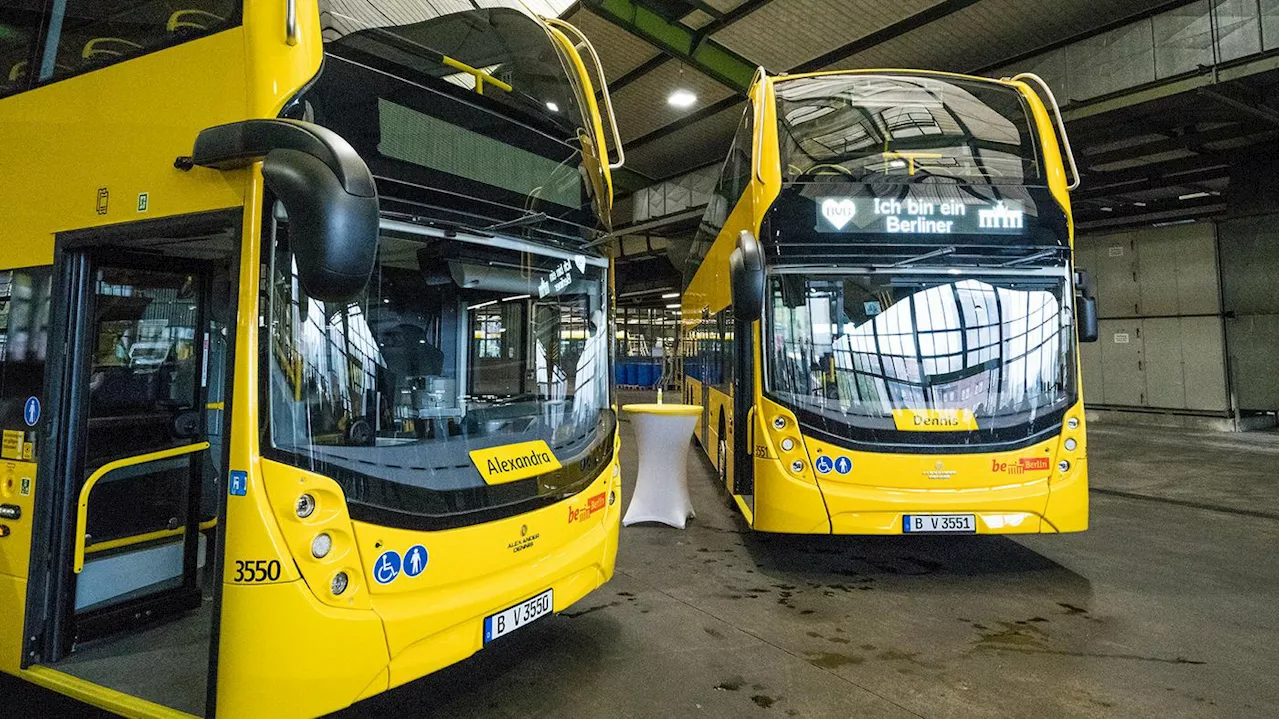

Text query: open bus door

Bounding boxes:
[21,213,239,717]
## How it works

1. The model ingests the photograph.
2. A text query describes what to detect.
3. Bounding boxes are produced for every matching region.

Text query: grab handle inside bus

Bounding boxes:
[182,119,380,302]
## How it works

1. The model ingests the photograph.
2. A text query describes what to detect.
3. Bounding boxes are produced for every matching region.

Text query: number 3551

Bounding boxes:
[234,559,282,582]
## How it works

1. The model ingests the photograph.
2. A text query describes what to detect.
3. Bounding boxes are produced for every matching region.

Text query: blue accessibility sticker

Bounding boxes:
[403,544,429,578]
[373,550,401,585]
[228,470,248,496]
[23,397,39,427]
[835,456,853,475]
[814,455,834,474]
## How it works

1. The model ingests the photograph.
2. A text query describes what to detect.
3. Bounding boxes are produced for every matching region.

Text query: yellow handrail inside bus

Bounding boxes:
[84,518,218,557]
[73,441,210,573]
[441,55,512,95]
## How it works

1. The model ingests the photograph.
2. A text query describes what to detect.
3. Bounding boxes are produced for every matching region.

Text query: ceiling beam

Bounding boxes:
[623,0,980,155]
[581,0,759,94]
[1078,154,1234,197]
[1083,123,1276,167]
[789,0,980,74]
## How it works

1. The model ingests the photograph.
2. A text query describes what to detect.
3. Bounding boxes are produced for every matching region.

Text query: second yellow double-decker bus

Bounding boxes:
[0,0,623,716]
[681,69,1099,536]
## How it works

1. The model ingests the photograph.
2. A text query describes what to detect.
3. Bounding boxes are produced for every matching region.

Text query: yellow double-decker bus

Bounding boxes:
[0,1,623,716]
[681,69,1099,536]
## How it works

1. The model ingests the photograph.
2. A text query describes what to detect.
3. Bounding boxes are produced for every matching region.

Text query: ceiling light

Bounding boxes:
[502,294,530,302]
[1100,206,1113,212]
[667,89,697,108]
[661,292,679,299]
[1133,201,1147,207]
[1178,191,1211,200]
[887,159,907,169]
[666,303,681,309]
[546,101,559,112]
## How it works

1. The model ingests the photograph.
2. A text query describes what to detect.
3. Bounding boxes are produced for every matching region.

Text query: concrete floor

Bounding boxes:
[3,401,1274,718]
[340,396,1277,718]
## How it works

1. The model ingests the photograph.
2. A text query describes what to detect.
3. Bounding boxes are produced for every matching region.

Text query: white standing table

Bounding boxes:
[621,403,703,529]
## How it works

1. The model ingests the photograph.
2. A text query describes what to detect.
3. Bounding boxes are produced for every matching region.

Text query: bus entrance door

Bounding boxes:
[70,261,215,640]
[31,230,236,716]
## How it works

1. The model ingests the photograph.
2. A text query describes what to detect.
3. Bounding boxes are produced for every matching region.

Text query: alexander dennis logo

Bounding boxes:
[821,198,857,230]
[992,457,1051,475]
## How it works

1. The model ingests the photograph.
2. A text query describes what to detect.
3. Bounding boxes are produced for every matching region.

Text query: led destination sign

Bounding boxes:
[815,196,1027,236]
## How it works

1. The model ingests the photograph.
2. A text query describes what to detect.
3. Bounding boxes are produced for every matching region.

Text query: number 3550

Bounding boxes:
[234,559,282,582]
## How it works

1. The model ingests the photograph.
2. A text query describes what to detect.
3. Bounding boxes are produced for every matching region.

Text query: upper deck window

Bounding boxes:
[0,4,40,97]
[27,0,238,86]
[776,74,1043,186]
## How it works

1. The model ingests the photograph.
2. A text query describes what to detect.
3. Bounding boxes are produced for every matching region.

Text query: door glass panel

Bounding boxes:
[79,265,206,609]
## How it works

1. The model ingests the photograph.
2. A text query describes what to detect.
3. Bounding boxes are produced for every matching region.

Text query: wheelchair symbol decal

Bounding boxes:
[373,550,402,585]
[814,455,834,474]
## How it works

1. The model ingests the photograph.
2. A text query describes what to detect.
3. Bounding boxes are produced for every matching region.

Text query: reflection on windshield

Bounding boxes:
[264,219,612,523]
[776,74,1041,185]
[311,0,610,234]
[768,273,1074,435]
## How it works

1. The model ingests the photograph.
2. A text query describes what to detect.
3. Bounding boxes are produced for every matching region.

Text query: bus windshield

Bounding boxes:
[263,219,613,529]
[312,0,610,233]
[766,270,1075,442]
[775,74,1043,186]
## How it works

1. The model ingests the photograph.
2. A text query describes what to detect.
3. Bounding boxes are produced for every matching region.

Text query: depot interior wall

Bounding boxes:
[1217,212,1279,411]
[1076,222,1224,412]
[1076,217,1278,414]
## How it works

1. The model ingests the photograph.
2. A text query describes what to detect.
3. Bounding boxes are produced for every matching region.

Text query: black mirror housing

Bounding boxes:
[1077,294,1099,343]
[186,119,379,302]
[729,230,765,320]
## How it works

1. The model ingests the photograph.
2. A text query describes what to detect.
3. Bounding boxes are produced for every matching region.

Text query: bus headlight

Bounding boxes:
[296,493,316,518]
[773,416,787,430]
[790,459,805,473]
[1066,417,1080,430]
[1063,438,1077,451]
[311,533,333,559]
[331,572,349,595]
[1058,460,1070,473]
[780,438,795,452]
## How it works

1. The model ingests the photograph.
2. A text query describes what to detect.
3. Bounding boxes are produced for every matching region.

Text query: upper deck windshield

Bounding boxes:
[776,74,1043,186]
[308,0,609,238]
[767,269,1076,448]
[263,217,613,529]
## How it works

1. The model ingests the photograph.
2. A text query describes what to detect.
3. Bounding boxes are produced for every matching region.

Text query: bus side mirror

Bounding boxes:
[1077,294,1099,343]
[730,230,765,320]
[1074,268,1098,343]
[185,119,379,302]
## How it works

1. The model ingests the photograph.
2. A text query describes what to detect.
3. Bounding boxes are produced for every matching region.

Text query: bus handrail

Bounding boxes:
[286,0,298,45]
[753,66,767,183]
[73,441,210,574]
[1008,72,1080,191]
[543,17,625,170]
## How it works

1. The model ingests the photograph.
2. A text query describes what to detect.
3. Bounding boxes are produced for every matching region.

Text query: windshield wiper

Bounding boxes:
[891,246,955,267]
[486,212,548,232]
[999,248,1059,267]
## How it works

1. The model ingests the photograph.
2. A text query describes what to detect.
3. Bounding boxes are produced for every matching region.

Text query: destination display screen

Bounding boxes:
[814,195,1028,236]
